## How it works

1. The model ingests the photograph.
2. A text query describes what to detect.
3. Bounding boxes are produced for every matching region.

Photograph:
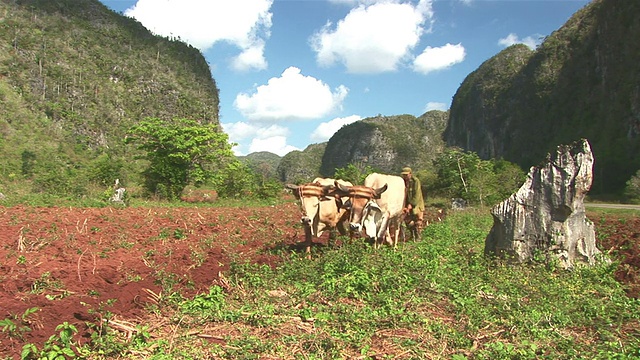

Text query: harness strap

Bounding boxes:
[297,183,328,219]
[347,186,376,199]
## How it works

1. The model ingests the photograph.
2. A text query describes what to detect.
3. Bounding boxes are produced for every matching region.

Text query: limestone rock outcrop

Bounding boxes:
[484,139,605,268]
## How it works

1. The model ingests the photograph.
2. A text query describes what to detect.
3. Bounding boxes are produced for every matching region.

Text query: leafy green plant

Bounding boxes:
[180,285,227,320]
[173,228,186,240]
[21,322,78,359]
[31,272,63,294]
[0,318,18,337]
[0,307,38,340]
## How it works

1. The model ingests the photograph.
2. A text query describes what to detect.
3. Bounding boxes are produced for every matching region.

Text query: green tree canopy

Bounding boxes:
[431,148,525,206]
[126,117,235,199]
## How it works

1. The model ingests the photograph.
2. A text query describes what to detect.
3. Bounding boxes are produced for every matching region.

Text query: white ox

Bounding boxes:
[286,178,352,257]
[335,173,406,249]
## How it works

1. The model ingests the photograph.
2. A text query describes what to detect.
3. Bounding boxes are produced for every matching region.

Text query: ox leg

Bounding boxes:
[329,228,338,248]
[405,216,418,241]
[414,222,422,241]
[389,223,400,249]
[374,215,391,249]
[304,225,313,259]
[409,225,417,241]
[383,229,391,247]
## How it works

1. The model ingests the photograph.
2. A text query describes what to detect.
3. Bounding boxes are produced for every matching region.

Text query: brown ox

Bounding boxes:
[335,173,406,249]
[285,178,352,257]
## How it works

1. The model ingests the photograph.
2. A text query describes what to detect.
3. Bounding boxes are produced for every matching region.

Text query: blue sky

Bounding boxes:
[98,0,590,156]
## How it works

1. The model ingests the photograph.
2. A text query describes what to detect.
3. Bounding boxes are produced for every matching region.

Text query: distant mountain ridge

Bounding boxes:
[320,111,448,177]
[444,0,640,194]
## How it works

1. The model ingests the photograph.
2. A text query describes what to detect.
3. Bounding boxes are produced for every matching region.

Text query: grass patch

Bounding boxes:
[55,210,640,358]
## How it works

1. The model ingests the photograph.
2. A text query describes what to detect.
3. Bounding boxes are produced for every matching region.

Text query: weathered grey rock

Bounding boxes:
[451,198,468,210]
[484,139,605,268]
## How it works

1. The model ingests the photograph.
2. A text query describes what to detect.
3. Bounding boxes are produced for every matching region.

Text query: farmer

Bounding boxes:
[401,167,424,240]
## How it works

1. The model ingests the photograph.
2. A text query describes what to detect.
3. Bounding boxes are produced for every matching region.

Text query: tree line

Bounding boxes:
[5,116,639,207]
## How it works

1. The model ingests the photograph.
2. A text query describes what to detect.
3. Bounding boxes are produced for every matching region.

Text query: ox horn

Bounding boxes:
[373,184,388,199]
[322,184,334,194]
[285,183,301,199]
[334,180,351,195]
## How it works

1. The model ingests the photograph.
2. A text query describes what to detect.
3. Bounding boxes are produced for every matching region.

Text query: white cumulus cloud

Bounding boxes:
[249,136,299,156]
[310,115,362,142]
[221,121,257,141]
[222,122,297,156]
[222,122,289,141]
[123,0,273,71]
[498,33,541,50]
[310,0,434,73]
[413,43,466,74]
[424,102,447,112]
[234,67,348,121]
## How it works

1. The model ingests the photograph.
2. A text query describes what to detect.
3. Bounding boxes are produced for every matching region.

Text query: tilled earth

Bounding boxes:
[0,201,637,357]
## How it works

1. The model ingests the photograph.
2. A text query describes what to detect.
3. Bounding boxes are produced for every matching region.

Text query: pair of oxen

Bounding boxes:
[286,173,406,257]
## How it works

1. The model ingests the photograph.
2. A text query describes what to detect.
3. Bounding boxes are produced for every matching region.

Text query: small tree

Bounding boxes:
[86,152,124,186]
[432,148,480,200]
[624,169,640,204]
[431,148,525,206]
[210,160,255,198]
[126,117,235,199]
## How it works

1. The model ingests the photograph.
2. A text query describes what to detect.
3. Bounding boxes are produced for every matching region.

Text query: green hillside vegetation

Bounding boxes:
[320,111,448,178]
[2,0,638,206]
[239,151,281,181]
[446,44,534,160]
[0,0,222,201]
[277,143,327,184]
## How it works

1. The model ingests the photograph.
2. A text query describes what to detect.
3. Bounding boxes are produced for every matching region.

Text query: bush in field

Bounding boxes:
[86,153,125,187]
[31,156,87,197]
[209,160,255,198]
[210,160,282,200]
[254,179,284,199]
[430,148,525,206]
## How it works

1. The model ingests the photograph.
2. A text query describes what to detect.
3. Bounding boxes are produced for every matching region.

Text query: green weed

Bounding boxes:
[0,307,38,340]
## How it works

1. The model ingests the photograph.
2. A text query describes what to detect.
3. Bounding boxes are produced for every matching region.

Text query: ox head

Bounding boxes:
[285,182,337,235]
[333,181,388,235]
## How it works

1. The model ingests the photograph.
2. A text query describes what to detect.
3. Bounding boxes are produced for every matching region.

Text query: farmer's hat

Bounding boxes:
[401,167,412,175]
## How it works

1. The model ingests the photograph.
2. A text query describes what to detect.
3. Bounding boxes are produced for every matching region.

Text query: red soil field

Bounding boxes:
[0,201,637,357]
